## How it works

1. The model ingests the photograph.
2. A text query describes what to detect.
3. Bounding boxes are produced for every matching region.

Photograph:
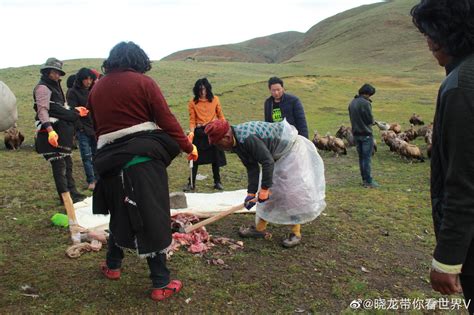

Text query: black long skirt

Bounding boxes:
[193,126,226,166]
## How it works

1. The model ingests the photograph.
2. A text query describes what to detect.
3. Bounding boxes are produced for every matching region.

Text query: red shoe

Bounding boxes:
[151,280,183,301]
[100,261,121,280]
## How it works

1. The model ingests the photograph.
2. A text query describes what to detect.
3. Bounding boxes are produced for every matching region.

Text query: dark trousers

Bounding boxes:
[106,233,170,288]
[188,163,221,187]
[50,155,77,194]
[355,136,374,184]
[76,130,98,184]
[461,274,474,314]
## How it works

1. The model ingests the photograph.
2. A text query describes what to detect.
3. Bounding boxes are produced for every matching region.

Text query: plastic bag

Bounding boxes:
[256,136,326,225]
[0,81,17,131]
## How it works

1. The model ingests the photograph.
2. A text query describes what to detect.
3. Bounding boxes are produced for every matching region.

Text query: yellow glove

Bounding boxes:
[187,131,194,143]
[75,106,89,117]
[187,144,198,161]
[48,130,59,147]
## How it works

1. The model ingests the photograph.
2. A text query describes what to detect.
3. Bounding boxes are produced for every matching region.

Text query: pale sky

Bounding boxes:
[0,0,381,69]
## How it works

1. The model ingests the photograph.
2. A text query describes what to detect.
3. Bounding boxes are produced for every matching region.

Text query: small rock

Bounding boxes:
[295,308,305,313]
[185,298,192,304]
[361,266,370,273]
[169,192,187,209]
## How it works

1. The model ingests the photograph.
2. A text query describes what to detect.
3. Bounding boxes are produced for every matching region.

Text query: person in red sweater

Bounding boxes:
[88,41,197,302]
[184,78,227,191]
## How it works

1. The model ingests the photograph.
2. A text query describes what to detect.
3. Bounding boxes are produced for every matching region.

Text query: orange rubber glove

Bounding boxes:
[187,131,194,143]
[48,130,59,147]
[75,106,89,117]
[258,188,270,203]
[187,144,198,161]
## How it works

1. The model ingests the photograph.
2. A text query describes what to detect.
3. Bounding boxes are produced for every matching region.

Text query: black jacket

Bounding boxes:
[66,84,95,136]
[431,54,474,274]
[348,96,374,136]
[264,93,308,138]
[33,76,78,156]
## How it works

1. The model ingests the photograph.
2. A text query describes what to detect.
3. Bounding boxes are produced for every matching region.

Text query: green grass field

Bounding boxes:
[0,58,457,313]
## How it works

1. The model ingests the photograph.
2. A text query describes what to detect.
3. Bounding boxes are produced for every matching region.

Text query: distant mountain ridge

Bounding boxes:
[162,0,432,69]
[162,31,304,63]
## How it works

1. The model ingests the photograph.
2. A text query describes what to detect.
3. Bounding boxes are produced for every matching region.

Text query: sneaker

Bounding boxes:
[282,233,302,248]
[182,183,195,192]
[151,280,182,301]
[213,182,224,191]
[100,261,121,280]
[238,225,271,239]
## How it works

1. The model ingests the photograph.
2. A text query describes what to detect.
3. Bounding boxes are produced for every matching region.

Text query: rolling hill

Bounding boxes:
[162,0,434,70]
[162,31,304,63]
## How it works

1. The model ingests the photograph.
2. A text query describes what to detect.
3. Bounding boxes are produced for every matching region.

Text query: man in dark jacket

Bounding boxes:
[66,68,98,190]
[412,1,474,312]
[264,77,308,138]
[348,84,378,188]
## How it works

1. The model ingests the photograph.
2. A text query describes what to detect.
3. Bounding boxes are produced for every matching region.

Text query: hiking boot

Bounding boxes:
[282,233,302,248]
[213,182,224,191]
[151,280,182,301]
[238,225,270,239]
[182,183,195,192]
[100,261,121,280]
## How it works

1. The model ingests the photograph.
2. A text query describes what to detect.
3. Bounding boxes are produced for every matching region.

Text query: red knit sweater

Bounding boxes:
[88,69,193,153]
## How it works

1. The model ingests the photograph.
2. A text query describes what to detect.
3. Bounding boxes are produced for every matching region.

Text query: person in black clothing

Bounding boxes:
[264,77,309,139]
[88,41,197,301]
[66,68,98,190]
[348,84,379,188]
[66,74,76,89]
[33,57,89,242]
[412,1,474,312]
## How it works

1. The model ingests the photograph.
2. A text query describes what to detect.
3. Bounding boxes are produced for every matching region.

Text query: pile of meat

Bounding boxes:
[170,213,243,255]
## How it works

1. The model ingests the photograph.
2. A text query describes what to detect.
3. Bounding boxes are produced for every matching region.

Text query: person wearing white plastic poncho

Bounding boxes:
[0,81,17,132]
[204,119,326,248]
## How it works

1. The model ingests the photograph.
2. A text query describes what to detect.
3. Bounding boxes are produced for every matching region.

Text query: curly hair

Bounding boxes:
[411,0,474,57]
[102,41,152,74]
[193,78,214,103]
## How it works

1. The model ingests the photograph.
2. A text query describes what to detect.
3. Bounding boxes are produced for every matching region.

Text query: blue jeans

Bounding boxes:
[355,136,373,184]
[76,130,97,184]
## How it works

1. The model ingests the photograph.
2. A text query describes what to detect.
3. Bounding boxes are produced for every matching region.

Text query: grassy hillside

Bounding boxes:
[287,0,435,71]
[162,31,304,63]
[162,0,434,73]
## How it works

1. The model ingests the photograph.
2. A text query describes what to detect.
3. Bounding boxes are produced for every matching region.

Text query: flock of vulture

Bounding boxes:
[312,113,432,162]
[3,113,432,163]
